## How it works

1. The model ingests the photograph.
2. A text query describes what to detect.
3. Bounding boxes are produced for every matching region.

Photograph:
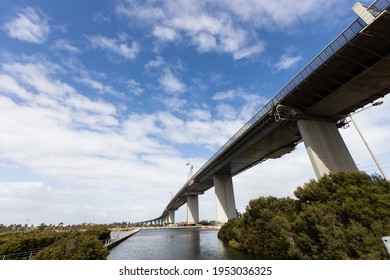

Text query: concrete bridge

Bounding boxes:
[141,0,390,226]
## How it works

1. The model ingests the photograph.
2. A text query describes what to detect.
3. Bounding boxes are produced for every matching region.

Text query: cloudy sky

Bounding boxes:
[0,0,389,225]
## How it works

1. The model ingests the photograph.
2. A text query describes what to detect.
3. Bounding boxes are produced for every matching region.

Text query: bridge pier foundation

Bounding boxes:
[187,195,199,224]
[297,119,358,179]
[214,175,237,224]
[168,210,175,224]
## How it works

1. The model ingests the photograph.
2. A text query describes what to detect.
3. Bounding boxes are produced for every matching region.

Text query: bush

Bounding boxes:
[0,226,111,260]
[33,231,109,260]
[0,230,58,256]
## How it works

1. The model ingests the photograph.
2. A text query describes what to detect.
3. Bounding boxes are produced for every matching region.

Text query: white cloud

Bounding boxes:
[161,96,187,112]
[61,57,125,99]
[145,111,243,148]
[3,6,50,44]
[127,79,144,95]
[52,39,80,54]
[116,1,266,60]
[274,53,303,71]
[213,88,267,119]
[88,35,139,61]
[217,0,350,29]
[194,32,217,52]
[213,89,238,101]
[79,77,104,91]
[0,182,52,218]
[144,56,165,70]
[233,43,266,60]
[215,103,237,120]
[153,25,177,41]
[0,54,250,224]
[92,12,111,24]
[77,77,125,99]
[0,74,31,100]
[115,0,350,60]
[158,68,187,94]
[188,109,211,121]
[0,56,117,132]
[2,61,75,98]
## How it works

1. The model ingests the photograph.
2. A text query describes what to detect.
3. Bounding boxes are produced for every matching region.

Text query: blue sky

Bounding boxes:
[1,0,389,225]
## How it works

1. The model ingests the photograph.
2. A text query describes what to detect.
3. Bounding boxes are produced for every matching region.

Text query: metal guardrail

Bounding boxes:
[0,248,41,260]
[103,229,140,248]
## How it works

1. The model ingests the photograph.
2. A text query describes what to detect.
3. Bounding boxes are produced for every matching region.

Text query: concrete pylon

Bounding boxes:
[214,175,237,224]
[187,195,199,224]
[168,210,175,224]
[297,119,358,179]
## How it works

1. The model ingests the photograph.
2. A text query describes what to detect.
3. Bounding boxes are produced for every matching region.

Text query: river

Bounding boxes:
[108,228,258,260]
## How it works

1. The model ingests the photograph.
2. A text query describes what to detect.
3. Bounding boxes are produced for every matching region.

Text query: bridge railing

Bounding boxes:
[188,0,390,183]
[0,248,42,260]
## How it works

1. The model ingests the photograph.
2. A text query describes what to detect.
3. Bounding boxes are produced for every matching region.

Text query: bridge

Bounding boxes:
[141,0,390,226]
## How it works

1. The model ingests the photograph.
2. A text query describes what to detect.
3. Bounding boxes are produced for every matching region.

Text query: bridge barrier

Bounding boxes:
[0,248,42,260]
[104,229,141,249]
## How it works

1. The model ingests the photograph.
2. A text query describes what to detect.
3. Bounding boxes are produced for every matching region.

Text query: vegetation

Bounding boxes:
[33,229,109,260]
[0,222,133,233]
[0,226,110,260]
[218,172,390,259]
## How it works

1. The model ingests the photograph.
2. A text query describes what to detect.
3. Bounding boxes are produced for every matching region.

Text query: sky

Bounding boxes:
[0,0,389,226]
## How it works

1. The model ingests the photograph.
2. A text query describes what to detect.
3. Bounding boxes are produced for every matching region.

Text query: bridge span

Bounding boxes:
[141,1,390,226]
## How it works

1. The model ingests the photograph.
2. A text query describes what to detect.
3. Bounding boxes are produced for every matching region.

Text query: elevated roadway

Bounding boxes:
[142,0,390,225]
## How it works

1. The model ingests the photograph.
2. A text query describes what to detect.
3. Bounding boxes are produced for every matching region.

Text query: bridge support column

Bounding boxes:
[214,175,237,224]
[168,210,175,224]
[187,195,199,224]
[297,119,358,179]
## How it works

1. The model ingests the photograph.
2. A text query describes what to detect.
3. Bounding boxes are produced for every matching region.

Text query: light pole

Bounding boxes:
[349,100,389,181]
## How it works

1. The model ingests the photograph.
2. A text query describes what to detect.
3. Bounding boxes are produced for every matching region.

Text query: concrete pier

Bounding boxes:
[214,175,237,224]
[297,119,358,179]
[168,210,175,224]
[187,195,199,224]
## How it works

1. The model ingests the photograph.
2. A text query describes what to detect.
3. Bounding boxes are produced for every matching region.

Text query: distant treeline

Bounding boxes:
[218,172,390,259]
[0,226,110,260]
[0,222,132,232]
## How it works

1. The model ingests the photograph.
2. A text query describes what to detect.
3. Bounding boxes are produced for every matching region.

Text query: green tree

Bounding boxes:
[235,197,297,259]
[293,172,390,259]
[218,172,390,259]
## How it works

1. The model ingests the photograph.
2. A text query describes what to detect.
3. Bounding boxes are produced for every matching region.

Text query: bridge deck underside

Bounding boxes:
[282,12,390,119]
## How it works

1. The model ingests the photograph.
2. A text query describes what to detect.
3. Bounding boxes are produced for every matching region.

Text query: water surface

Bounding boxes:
[108,228,258,260]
